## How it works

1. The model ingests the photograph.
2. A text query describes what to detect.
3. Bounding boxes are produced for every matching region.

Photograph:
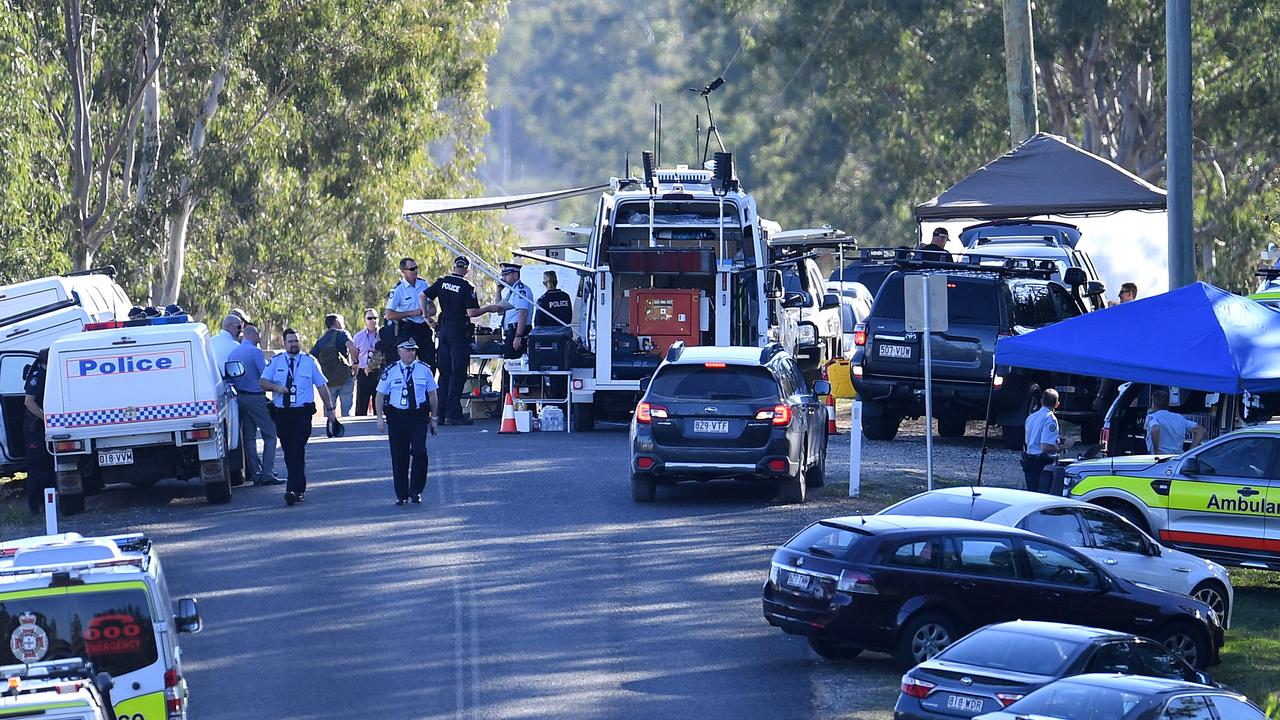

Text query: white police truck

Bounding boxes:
[41,316,242,513]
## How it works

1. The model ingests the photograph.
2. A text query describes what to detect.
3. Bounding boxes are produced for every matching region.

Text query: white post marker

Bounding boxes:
[905,274,948,492]
[849,399,862,497]
[44,488,58,535]
[922,283,934,491]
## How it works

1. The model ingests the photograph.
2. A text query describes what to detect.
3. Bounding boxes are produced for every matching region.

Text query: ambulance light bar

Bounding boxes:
[85,314,191,331]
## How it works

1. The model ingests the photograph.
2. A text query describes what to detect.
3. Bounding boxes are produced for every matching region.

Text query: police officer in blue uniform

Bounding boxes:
[22,348,52,516]
[260,328,336,506]
[384,257,435,367]
[421,256,493,426]
[375,338,439,505]
[496,262,535,359]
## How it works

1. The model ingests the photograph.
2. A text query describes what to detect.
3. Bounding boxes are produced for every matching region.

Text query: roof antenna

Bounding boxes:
[688,76,727,164]
[657,102,663,168]
[625,150,630,180]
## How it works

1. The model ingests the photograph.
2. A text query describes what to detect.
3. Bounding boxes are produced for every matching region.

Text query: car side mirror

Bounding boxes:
[821,293,841,310]
[1196,671,1213,686]
[95,671,114,692]
[1063,267,1087,286]
[764,269,784,300]
[813,380,831,396]
[783,291,807,309]
[638,376,651,393]
[1147,541,1162,557]
[1085,280,1106,297]
[223,360,245,379]
[175,597,202,633]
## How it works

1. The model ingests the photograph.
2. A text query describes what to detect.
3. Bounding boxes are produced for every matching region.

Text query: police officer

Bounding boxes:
[1022,388,1061,493]
[534,270,573,328]
[421,256,492,426]
[384,257,434,366]
[375,338,439,505]
[22,349,52,516]
[260,328,336,506]
[495,262,535,358]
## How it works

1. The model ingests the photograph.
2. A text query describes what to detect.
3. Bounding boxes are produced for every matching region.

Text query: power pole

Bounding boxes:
[1003,0,1038,145]
[1167,0,1195,288]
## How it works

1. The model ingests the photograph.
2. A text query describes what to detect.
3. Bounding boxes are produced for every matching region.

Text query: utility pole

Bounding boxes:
[1002,0,1038,145]
[1167,0,1195,288]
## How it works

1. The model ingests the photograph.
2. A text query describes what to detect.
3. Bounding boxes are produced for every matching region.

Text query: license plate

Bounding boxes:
[98,449,133,467]
[946,695,984,713]
[693,419,729,433]
[878,343,912,359]
[785,572,812,590]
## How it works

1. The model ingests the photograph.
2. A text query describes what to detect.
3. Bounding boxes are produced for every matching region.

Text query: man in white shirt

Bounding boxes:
[211,314,244,372]
[1146,388,1205,455]
[1022,388,1061,493]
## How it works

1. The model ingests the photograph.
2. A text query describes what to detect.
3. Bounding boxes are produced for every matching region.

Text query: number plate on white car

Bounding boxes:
[98,449,133,466]
[878,343,912,359]
[693,420,729,433]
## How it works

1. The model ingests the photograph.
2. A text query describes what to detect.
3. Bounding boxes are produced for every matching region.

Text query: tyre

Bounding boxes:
[807,635,862,660]
[82,469,104,496]
[863,413,900,441]
[205,460,233,504]
[777,460,807,504]
[937,417,967,438]
[630,473,656,502]
[229,444,246,486]
[59,491,85,516]
[572,402,595,432]
[894,612,957,670]
[1191,581,1230,623]
[805,437,827,488]
[1155,622,1210,670]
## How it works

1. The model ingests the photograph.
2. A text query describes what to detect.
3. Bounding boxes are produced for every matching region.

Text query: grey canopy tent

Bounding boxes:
[914,133,1167,221]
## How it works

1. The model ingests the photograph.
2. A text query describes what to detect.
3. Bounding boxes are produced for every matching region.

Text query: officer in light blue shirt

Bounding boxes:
[229,324,281,486]
[384,257,434,364]
[260,328,335,506]
[375,338,439,505]
[1022,388,1061,493]
[495,262,535,359]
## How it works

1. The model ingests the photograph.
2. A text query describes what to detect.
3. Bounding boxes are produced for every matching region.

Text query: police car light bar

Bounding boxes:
[84,314,191,332]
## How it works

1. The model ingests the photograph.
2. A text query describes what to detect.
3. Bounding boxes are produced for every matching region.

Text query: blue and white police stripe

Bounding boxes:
[46,400,217,429]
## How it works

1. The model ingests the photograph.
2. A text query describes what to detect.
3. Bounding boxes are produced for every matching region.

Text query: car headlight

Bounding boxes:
[798,325,816,344]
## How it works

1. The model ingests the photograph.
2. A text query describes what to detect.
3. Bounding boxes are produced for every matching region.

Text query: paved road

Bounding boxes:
[22,417,900,719]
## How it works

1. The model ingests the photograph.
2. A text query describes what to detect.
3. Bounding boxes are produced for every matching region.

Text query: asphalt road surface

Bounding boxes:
[29,416,901,719]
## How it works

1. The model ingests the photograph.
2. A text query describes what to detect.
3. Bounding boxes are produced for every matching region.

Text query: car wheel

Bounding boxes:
[777,459,807,504]
[59,491,86,516]
[205,460,233,504]
[630,473,656,502]
[894,612,957,671]
[572,402,595,432]
[807,635,862,660]
[1191,581,1229,622]
[863,413,900,441]
[804,437,827,488]
[1156,622,1210,670]
[937,417,966,438]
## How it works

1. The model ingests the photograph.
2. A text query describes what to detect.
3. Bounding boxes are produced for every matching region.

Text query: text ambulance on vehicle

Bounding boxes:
[0,533,202,720]
[41,315,243,514]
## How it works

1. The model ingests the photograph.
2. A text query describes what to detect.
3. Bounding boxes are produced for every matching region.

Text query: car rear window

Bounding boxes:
[1008,682,1142,719]
[871,275,999,325]
[880,493,1011,521]
[0,587,159,678]
[1006,280,1080,328]
[784,522,867,559]
[940,628,1085,675]
[649,365,779,400]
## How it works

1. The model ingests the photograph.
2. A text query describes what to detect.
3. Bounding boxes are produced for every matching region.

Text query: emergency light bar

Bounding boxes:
[860,248,1058,277]
[85,314,191,331]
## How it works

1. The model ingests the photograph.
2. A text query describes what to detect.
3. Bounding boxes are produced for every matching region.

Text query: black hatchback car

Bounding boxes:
[894,621,1213,720]
[761,516,1223,670]
[629,342,830,504]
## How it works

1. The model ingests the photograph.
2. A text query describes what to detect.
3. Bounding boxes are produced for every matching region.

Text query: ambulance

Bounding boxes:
[0,658,118,719]
[0,533,201,720]
[41,316,242,514]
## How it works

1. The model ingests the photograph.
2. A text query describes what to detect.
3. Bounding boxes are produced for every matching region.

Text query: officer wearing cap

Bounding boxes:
[375,338,439,505]
[495,261,535,359]
[260,328,336,506]
[384,257,434,365]
[421,255,496,426]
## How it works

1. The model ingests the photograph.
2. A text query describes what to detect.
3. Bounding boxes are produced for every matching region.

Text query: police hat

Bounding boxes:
[143,305,162,317]
[127,305,147,320]
[453,255,471,269]
[396,338,418,350]
[500,262,521,274]
[326,417,346,438]
[164,303,185,316]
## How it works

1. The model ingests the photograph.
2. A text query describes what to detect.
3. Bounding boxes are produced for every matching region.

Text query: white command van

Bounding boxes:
[42,317,242,513]
[0,533,201,720]
[0,267,131,325]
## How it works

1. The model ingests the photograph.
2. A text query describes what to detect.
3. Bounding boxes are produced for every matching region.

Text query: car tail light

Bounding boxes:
[635,403,667,423]
[182,428,213,442]
[900,674,936,699]
[704,362,726,369]
[854,323,867,346]
[995,693,1024,707]
[636,457,655,470]
[771,404,792,426]
[836,569,878,595]
[165,667,184,717]
[84,320,125,331]
[767,459,787,472]
[53,440,84,453]
[755,408,773,420]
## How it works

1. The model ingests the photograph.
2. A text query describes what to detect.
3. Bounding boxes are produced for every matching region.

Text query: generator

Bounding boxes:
[629,288,701,355]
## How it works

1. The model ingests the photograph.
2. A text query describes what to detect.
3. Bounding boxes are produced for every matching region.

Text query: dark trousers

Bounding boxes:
[355,368,379,416]
[274,406,314,496]
[1021,453,1053,493]
[386,408,429,500]
[436,321,471,421]
[23,419,53,516]
[404,321,436,368]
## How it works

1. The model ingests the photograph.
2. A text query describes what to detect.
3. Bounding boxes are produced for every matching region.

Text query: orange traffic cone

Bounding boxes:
[499,392,518,434]
[825,392,839,435]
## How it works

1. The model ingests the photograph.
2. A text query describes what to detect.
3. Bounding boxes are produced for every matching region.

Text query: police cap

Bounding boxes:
[500,262,521,274]
[127,305,147,320]
[396,338,418,350]
[453,256,471,269]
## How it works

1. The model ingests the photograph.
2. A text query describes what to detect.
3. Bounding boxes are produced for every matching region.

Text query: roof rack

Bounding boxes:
[973,234,1062,247]
[859,248,1058,278]
[1,658,97,683]
[63,266,116,278]
[1255,267,1280,280]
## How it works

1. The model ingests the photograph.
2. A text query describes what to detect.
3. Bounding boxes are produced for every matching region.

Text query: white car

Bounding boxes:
[878,486,1234,626]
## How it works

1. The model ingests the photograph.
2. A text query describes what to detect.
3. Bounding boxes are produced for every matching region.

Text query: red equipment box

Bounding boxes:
[629,289,701,354]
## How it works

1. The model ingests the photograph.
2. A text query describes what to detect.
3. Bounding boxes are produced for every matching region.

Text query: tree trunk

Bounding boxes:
[137,5,161,207]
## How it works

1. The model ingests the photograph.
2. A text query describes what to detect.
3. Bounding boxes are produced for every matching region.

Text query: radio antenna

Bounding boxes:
[688,76,727,163]
[657,102,663,168]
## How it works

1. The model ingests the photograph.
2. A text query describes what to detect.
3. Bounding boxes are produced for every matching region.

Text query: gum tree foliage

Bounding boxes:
[5,0,506,340]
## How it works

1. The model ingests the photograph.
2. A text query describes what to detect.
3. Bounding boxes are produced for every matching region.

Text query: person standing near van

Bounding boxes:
[229,323,282,486]
[385,257,433,365]
[535,271,573,328]
[22,348,52,516]
[353,309,382,416]
[1146,388,1205,455]
[1022,388,1061,493]
[421,256,494,426]
[375,338,439,505]
[311,313,357,416]
[211,314,244,370]
[260,329,336,506]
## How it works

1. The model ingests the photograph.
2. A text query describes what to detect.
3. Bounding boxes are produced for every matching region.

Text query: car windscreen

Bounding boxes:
[871,275,999,325]
[939,628,1086,675]
[1005,682,1143,719]
[648,365,779,400]
[0,586,159,678]
[784,521,868,559]
[879,493,1011,521]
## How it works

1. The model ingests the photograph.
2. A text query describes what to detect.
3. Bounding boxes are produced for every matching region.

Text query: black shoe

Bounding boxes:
[439,418,453,426]
[410,494,422,504]
[296,493,305,503]
[284,492,298,506]
[395,499,408,506]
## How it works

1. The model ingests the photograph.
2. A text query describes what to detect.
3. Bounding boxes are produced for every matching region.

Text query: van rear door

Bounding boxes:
[864,274,995,383]
[51,339,200,431]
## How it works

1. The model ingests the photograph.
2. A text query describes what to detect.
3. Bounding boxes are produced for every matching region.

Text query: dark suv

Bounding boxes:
[629,342,829,503]
[761,515,1224,671]
[851,253,1100,447]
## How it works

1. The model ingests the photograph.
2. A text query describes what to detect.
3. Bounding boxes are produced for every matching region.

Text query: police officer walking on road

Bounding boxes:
[1022,388,1061,493]
[376,338,439,505]
[260,328,336,506]
[421,256,491,426]
[384,257,433,365]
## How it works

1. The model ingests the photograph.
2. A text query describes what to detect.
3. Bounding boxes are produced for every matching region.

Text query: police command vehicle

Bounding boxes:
[41,316,242,513]
[0,658,118,719]
[0,533,201,720]
[1064,425,1280,570]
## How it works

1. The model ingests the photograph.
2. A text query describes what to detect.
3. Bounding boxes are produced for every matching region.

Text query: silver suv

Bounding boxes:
[960,220,1108,311]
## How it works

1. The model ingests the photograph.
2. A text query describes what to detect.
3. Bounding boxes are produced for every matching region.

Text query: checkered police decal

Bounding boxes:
[45,400,217,429]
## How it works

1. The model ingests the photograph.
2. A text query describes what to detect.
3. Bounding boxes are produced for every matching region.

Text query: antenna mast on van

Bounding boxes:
[690,76,727,164]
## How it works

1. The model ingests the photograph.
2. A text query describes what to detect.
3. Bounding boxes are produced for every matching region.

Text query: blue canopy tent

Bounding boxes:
[995,283,1280,394]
